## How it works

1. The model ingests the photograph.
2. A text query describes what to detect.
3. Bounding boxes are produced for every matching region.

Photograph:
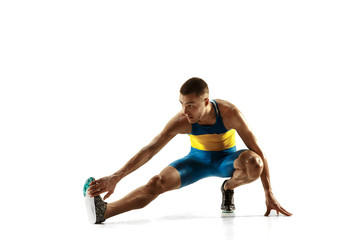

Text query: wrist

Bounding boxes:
[112,172,123,183]
[265,190,273,197]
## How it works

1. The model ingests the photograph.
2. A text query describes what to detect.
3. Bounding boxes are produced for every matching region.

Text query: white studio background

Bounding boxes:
[1,1,359,239]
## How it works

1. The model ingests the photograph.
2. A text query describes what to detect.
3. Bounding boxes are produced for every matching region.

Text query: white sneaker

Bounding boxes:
[83,177,107,224]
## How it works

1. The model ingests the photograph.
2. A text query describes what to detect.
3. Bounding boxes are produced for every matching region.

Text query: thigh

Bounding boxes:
[217,149,248,177]
[169,156,212,188]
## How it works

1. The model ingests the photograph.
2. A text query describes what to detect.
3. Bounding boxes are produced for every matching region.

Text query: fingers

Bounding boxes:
[278,206,292,216]
[88,180,105,197]
[265,206,292,217]
[88,187,105,197]
[104,190,113,200]
[264,208,271,216]
[90,179,100,186]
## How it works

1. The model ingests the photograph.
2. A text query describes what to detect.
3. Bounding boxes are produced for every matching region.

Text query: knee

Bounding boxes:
[236,151,264,180]
[146,175,165,195]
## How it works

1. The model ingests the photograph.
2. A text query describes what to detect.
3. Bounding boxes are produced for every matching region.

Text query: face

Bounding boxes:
[179,93,209,124]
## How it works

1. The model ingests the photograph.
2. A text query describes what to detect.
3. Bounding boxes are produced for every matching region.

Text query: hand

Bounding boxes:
[88,175,118,200]
[264,192,292,216]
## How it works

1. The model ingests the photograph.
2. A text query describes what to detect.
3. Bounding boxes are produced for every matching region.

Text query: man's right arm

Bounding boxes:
[88,112,189,199]
[112,125,176,182]
[113,111,190,181]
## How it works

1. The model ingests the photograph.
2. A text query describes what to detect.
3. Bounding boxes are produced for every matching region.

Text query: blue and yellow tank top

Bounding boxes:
[189,100,236,152]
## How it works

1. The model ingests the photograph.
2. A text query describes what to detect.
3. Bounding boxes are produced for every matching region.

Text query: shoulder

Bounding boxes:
[163,111,192,135]
[214,99,244,129]
[214,99,240,117]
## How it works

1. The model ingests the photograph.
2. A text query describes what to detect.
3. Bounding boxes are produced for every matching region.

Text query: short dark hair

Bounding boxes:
[180,77,209,96]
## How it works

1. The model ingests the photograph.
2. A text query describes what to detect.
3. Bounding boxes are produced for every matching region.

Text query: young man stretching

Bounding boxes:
[83,77,292,223]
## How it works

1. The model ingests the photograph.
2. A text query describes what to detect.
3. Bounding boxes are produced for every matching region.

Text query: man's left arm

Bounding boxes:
[226,106,292,216]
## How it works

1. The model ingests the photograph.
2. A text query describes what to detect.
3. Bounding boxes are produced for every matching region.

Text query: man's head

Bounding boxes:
[180,77,209,97]
[179,77,210,124]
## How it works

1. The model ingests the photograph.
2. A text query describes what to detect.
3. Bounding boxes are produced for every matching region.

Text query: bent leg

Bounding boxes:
[225,150,264,190]
[104,166,181,220]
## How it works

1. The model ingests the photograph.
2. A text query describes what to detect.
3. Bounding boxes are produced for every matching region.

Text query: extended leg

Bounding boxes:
[104,166,181,220]
[225,150,264,190]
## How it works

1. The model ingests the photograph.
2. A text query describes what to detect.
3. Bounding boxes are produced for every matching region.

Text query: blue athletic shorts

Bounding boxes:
[169,147,248,188]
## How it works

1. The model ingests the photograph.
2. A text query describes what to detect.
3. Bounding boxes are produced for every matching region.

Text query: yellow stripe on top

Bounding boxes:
[190,129,236,151]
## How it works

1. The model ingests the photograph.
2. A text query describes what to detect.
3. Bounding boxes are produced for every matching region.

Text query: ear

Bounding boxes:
[204,98,210,106]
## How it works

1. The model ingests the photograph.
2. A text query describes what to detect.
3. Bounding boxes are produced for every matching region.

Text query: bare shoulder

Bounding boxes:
[214,99,240,116]
[163,111,192,135]
[214,99,244,129]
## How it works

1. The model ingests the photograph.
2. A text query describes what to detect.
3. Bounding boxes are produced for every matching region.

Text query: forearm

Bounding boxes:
[110,131,174,182]
[112,145,156,182]
[247,142,272,194]
[260,156,272,195]
[247,143,273,195]
[107,115,180,184]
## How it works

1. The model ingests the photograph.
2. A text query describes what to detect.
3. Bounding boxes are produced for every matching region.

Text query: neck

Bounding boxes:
[198,102,215,125]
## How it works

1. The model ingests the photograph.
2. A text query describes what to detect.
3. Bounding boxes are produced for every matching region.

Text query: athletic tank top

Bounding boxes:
[189,100,236,152]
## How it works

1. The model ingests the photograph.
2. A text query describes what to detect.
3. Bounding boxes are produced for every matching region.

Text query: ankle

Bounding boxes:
[224,180,234,191]
[104,204,113,220]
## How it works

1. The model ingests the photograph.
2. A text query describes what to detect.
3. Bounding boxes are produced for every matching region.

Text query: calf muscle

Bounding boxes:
[104,166,181,219]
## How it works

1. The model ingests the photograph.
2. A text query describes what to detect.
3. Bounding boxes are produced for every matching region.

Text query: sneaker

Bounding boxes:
[83,177,107,224]
[221,180,235,213]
